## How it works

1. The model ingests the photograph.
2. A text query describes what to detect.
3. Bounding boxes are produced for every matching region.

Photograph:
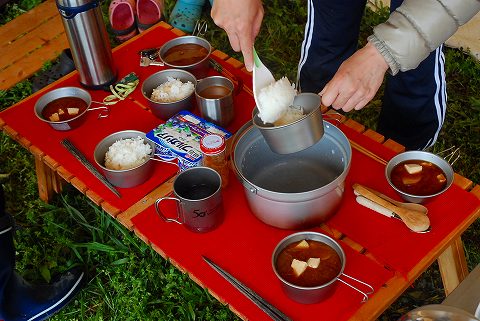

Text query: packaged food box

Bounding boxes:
[146,111,232,171]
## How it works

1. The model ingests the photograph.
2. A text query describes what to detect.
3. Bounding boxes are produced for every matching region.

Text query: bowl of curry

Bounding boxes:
[272,231,345,304]
[158,35,212,78]
[34,87,92,131]
[385,151,454,204]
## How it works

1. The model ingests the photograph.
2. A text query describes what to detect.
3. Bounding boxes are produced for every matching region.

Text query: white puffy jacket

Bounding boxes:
[367,0,480,75]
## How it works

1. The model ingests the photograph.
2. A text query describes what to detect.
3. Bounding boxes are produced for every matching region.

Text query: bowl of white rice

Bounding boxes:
[142,69,197,120]
[253,91,324,155]
[94,130,157,188]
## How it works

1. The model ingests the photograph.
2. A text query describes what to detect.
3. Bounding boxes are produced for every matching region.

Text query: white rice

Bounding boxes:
[150,77,194,103]
[105,136,152,170]
[274,105,304,126]
[257,76,297,124]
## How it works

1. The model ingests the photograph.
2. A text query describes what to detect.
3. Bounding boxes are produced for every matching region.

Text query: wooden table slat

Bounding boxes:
[0,34,69,90]
[364,128,385,143]
[85,189,104,207]
[0,0,59,46]
[0,15,65,68]
[382,139,405,153]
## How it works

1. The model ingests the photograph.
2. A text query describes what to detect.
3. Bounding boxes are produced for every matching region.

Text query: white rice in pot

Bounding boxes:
[105,136,152,170]
[273,105,304,126]
[150,77,194,103]
[257,76,297,124]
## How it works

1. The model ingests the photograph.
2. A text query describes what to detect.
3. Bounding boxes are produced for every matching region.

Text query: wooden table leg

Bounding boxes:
[34,155,64,202]
[437,236,469,295]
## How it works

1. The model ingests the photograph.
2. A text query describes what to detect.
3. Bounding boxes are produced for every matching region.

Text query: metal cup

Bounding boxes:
[195,76,235,127]
[252,93,324,154]
[155,167,224,233]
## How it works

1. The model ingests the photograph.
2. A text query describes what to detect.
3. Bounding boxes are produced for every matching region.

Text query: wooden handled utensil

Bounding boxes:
[352,183,430,232]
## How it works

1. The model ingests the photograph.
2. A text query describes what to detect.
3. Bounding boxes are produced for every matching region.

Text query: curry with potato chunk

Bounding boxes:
[41,97,88,122]
[390,160,447,196]
[275,239,342,287]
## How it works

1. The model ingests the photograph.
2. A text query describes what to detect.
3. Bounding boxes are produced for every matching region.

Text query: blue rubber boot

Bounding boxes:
[0,186,85,321]
[169,0,206,33]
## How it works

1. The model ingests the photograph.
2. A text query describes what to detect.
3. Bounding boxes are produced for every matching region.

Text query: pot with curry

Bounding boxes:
[272,231,374,304]
[34,87,92,131]
[159,36,212,78]
[386,151,454,204]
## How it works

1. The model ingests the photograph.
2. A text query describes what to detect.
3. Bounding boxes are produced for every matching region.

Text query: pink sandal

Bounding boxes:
[109,0,138,42]
[136,0,164,33]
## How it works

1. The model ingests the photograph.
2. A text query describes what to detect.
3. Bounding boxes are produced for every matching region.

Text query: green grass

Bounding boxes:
[1,0,480,320]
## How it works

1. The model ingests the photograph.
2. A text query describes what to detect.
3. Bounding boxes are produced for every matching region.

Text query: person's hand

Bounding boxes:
[320,42,389,112]
[211,0,264,72]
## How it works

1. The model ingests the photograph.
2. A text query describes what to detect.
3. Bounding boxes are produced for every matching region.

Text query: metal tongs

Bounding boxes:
[203,256,292,321]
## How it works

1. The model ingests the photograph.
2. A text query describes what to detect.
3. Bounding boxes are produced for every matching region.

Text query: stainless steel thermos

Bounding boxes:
[56,0,117,89]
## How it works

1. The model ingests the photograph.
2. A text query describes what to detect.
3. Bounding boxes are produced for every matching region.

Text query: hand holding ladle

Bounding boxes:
[352,183,431,233]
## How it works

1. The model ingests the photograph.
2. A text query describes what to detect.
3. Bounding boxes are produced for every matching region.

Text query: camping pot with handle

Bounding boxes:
[231,120,351,229]
[56,0,117,89]
[272,231,374,304]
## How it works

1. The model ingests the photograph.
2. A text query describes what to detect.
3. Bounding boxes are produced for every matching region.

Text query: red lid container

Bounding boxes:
[200,134,226,155]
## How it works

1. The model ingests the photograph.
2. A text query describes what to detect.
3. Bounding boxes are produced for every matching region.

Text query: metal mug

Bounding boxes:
[155,167,224,233]
[195,76,235,127]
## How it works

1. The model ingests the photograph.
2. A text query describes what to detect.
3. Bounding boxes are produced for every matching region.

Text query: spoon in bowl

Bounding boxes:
[352,183,431,233]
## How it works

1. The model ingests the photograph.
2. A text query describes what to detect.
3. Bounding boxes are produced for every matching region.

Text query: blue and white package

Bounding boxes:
[146,111,232,171]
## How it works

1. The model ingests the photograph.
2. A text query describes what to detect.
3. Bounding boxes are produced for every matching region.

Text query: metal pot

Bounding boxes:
[141,69,197,120]
[34,86,107,131]
[232,120,351,229]
[252,93,324,154]
[93,130,177,188]
[272,231,373,304]
[158,36,212,79]
[385,151,454,204]
[398,304,480,321]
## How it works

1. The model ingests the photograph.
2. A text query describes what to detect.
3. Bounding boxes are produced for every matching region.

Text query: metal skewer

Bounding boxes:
[202,256,292,321]
[61,139,121,198]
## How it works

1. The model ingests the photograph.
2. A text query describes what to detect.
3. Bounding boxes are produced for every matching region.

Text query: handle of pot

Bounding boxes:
[151,155,180,171]
[155,197,182,224]
[337,273,374,303]
[323,112,343,126]
[88,105,110,119]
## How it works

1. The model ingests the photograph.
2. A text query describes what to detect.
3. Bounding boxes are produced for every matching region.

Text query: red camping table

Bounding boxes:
[1,22,480,321]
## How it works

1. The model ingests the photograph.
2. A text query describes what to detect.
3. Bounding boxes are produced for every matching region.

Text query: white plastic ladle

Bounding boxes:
[252,47,275,111]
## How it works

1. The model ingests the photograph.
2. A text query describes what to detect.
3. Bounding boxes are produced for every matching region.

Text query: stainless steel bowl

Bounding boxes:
[232,120,351,229]
[252,93,324,154]
[141,69,197,120]
[272,231,346,304]
[93,130,156,188]
[385,151,454,204]
[34,86,91,131]
[158,35,212,78]
[399,305,480,321]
